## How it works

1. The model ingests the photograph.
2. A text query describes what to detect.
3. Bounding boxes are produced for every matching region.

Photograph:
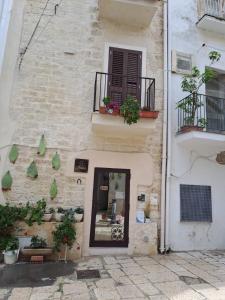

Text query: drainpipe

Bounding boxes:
[160,0,169,254]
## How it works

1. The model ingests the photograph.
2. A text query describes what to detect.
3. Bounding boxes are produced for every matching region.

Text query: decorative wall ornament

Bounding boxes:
[37,134,46,156]
[216,151,225,165]
[27,161,38,179]
[50,178,58,200]
[1,171,13,191]
[52,152,60,170]
[9,145,19,164]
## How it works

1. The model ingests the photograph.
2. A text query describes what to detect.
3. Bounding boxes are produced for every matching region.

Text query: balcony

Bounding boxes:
[176,93,225,155]
[92,72,158,137]
[98,0,158,29]
[197,0,225,34]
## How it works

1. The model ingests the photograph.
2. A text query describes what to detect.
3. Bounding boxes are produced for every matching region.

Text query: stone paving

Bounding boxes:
[2,252,225,299]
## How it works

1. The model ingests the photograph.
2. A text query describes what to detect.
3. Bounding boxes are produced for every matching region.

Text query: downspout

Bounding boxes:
[160,0,169,253]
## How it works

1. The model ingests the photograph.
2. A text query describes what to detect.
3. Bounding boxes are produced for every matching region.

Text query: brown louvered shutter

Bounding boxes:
[108,47,142,105]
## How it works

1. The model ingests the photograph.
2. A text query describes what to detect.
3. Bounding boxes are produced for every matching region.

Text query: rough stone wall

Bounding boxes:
[1,0,164,224]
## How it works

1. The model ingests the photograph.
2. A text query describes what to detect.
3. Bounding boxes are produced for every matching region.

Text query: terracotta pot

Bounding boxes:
[139,111,159,119]
[99,106,107,114]
[180,125,204,133]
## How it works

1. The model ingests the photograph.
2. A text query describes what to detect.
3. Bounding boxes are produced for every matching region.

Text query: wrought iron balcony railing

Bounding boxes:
[93,72,155,112]
[197,0,225,20]
[177,93,225,133]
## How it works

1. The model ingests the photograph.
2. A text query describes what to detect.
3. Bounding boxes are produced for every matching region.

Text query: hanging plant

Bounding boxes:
[1,171,13,191]
[50,178,58,200]
[37,134,46,156]
[8,145,19,164]
[27,161,38,179]
[52,152,60,170]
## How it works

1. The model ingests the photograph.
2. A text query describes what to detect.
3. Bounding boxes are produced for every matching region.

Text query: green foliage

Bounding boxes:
[103,96,110,106]
[25,199,46,226]
[75,207,84,214]
[27,161,38,179]
[9,145,19,164]
[52,216,76,252]
[120,96,140,125]
[30,235,47,249]
[52,152,60,170]
[178,51,221,127]
[37,134,46,156]
[50,179,58,200]
[4,236,19,252]
[1,171,13,191]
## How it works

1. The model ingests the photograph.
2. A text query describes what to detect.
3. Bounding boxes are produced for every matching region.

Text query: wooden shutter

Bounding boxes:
[108,47,142,105]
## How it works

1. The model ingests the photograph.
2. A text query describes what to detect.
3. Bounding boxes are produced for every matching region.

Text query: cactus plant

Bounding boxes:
[52,152,60,170]
[8,145,19,164]
[37,134,46,156]
[27,161,38,179]
[1,171,13,191]
[50,178,58,200]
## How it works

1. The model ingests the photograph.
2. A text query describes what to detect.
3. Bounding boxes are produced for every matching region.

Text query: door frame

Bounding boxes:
[89,167,130,248]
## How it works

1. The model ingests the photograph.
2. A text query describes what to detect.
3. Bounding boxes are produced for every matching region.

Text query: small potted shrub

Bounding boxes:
[54,207,65,222]
[139,106,159,119]
[21,235,53,256]
[120,96,140,125]
[74,207,84,223]
[99,97,110,114]
[3,236,19,264]
[42,207,53,222]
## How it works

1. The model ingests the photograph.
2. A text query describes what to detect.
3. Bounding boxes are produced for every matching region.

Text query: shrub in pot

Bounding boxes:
[3,236,19,264]
[54,207,65,222]
[74,207,84,223]
[21,235,53,256]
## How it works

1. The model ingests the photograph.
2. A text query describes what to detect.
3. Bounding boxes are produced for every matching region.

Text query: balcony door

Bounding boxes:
[108,47,142,105]
[206,70,225,132]
[90,168,130,247]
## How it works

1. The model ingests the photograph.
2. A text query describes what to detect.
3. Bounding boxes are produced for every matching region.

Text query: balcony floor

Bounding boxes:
[197,15,225,35]
[176,130,225,155]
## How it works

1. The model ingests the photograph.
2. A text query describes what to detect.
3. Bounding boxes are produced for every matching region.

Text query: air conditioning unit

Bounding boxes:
[172,50,193,75]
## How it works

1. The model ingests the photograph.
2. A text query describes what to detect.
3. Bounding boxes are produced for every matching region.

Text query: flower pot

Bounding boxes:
[139,111,159,119]
[21,248,53,256]
[54,212,64,222]
[74,213,83,223]
[99,106,107,114]
[180,125,204,133]
[3,250,18,264]
[42,213,52,222]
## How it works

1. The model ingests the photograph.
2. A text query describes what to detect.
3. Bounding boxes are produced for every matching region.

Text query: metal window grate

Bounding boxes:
[180,184,212,222]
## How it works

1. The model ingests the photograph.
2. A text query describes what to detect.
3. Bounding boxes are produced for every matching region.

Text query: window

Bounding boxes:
[180,184,212,222]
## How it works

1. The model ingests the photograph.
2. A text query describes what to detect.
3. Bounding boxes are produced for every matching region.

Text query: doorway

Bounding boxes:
[90,168,130,247]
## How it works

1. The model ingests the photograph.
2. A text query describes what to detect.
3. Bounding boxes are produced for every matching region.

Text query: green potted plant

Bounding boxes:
[21,235,53,257]
[120,96,140,125]
[54,207,65,222]
[3,236,19,264]
[42,207,53,222]
[177,51,221,133]
[74,207,84,223]
[99,97,111,114]
[52,216,76,254]
[139,106,159,119]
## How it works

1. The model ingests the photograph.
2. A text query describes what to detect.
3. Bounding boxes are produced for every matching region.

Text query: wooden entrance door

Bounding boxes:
[90,168,130,247]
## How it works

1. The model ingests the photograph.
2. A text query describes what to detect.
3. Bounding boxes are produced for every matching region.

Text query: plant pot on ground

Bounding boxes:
[3,236,19,264]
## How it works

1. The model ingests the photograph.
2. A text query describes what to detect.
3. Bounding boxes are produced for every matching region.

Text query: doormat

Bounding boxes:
[179,276,208,285]
[76,269,100,279]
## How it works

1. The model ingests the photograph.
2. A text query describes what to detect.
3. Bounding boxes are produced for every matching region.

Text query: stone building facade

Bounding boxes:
[0,0,164,257]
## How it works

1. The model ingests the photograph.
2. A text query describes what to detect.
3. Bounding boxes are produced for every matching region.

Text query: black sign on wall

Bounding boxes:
[74,159,89,173]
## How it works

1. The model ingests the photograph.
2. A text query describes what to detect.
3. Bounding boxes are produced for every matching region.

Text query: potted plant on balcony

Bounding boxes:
[99,97,120,115]
[120,96,140,125]
[177,51,221,133]
[139,106,159,119]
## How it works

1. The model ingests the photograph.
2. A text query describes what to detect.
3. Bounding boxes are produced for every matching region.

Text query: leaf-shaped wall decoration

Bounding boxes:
[37,134,46,156]
[27,161,38,179]
[9,144,19,164]
[1,171,13,191]
[52,152,60,170]
[50,178,58,200]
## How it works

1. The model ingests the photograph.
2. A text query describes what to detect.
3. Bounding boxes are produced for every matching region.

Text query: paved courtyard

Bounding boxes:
[2,251,225,299]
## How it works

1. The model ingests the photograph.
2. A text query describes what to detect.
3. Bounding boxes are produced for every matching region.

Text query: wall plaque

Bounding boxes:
[74,159,89,173]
